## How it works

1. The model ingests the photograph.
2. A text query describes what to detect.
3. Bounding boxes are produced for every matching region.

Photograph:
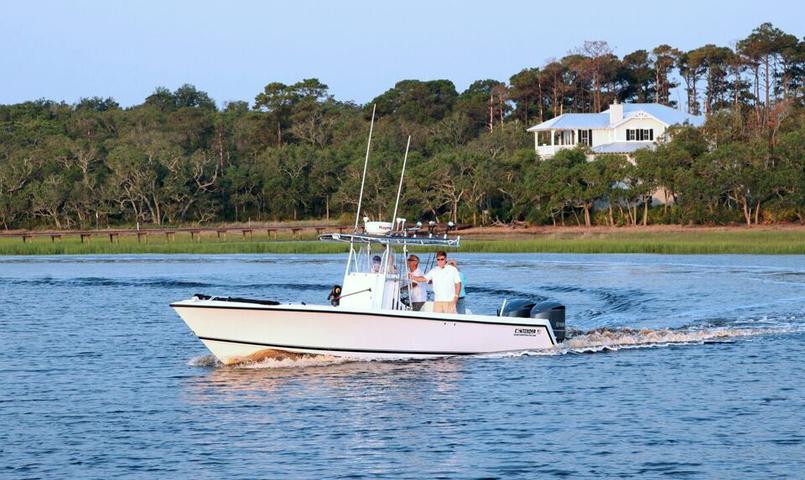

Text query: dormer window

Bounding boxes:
[626,129,653,141]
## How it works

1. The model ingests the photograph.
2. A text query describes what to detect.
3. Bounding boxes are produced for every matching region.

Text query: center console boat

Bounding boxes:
[171,227,566,364]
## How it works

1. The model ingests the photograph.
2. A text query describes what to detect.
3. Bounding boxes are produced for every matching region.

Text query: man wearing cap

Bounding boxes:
[371,255,382,272]
[408,250,461,314]
[406,255,427,311]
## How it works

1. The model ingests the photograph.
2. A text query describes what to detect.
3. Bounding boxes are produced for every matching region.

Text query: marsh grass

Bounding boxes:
[459,229,805,254]
[0,229,802,255]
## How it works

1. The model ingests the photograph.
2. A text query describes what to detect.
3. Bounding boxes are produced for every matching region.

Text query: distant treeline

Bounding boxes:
[0,22,802,229]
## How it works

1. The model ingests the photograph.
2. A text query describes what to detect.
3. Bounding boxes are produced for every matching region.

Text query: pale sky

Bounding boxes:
[1,0,802,107]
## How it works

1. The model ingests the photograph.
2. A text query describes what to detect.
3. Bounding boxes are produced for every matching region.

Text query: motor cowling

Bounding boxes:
[498,299,566,343]
[497,299,535,318]
[530,301,566,343]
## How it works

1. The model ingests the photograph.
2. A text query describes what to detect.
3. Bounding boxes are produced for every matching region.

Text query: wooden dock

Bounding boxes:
[0,225,351,243]
[0,222,477,244]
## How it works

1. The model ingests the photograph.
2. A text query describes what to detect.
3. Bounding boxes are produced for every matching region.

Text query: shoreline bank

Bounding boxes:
[0,225,802,255]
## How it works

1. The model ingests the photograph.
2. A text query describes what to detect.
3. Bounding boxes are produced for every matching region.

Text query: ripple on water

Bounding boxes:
[2,253,804,479]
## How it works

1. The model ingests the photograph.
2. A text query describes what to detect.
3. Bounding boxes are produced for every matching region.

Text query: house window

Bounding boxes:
[626,129,654,141]
[578,129,593,146]
[555,130,575,145]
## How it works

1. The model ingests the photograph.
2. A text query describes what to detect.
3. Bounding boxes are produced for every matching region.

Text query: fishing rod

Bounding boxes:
[390,135,411,232]
[383,136,411,276]
[353,104,376,233]
[344,104,376,280]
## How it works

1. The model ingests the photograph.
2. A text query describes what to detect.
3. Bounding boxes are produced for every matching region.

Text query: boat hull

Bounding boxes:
[172,299,557,364]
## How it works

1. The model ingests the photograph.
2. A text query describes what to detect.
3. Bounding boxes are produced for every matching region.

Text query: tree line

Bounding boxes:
[0,22,802,230]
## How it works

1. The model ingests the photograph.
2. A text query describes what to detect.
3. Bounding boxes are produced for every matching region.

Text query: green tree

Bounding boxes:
[509,68,543,124]
[651,45,681,105]
[737,23,799,124]
[619,50,655,103]
[371,79,458,124]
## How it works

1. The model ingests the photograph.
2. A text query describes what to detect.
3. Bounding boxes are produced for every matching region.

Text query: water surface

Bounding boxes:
[2,254,804,478]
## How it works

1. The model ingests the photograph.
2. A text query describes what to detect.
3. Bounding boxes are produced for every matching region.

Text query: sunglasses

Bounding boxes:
[436,257,446,261]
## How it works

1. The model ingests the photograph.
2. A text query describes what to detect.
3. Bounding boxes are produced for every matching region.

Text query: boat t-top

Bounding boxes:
[171,106,566,364]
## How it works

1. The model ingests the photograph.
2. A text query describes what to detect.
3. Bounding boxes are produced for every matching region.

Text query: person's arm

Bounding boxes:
[451,268,461,304]
[409,270,429,283]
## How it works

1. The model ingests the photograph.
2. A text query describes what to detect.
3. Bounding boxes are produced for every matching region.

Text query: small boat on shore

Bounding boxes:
[171,106,566,364]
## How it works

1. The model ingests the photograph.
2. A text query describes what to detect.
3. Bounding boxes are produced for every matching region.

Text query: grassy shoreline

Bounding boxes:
[0,228,802,255]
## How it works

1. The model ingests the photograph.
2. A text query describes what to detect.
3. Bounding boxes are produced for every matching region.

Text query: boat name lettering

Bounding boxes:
[514,328,537,336]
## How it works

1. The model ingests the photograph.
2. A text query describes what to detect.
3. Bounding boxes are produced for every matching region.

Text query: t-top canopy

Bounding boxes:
[319,232,460,247]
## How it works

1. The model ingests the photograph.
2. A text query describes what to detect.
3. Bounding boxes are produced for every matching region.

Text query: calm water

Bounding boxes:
[2,253,804,479]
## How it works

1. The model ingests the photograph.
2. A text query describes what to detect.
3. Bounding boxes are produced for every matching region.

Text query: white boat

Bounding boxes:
[171,108,566,364]
[171,231,566,364]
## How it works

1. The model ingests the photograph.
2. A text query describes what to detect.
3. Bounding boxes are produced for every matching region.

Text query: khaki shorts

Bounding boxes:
[433,301,457,314]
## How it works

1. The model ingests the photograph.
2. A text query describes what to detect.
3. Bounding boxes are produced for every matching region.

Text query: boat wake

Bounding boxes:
[188,350,352,369]
[497,324,799,356]
[236,350,351,369]
[187,354,222,367]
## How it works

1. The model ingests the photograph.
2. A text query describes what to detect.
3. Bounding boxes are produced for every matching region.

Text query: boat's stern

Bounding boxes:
[499,299,566,343]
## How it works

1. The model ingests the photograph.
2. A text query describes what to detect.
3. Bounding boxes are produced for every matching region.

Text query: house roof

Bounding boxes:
[591,142,655,154]
[619,103,704,127]
[526,103,704,131]
[526,113,610,130]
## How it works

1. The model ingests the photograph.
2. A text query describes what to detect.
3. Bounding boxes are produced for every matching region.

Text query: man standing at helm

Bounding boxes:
[408,250,461,314]
[406,255,427,311]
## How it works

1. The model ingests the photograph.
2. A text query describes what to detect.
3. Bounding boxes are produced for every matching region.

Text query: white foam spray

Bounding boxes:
[236,354,353,369]
[187,351,354,369]
[187,354,222,367]
[500,325,798,357]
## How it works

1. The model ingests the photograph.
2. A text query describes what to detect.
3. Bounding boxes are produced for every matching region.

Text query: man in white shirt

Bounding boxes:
[408,250,461,314]
[406,255,427,311]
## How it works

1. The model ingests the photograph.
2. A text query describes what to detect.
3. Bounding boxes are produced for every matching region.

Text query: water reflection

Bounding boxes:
[183,357,466,405]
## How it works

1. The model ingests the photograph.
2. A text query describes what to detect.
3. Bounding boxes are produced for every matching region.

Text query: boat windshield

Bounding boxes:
[322,227,459,312]
[348,244,403,276]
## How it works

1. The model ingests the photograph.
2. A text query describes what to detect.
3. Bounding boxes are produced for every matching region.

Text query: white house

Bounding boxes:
[526,102,704,158]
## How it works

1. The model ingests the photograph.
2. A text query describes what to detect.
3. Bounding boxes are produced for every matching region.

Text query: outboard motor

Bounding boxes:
[530,301,566,342]
[498,299,536,318]
[498,299,566,343]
